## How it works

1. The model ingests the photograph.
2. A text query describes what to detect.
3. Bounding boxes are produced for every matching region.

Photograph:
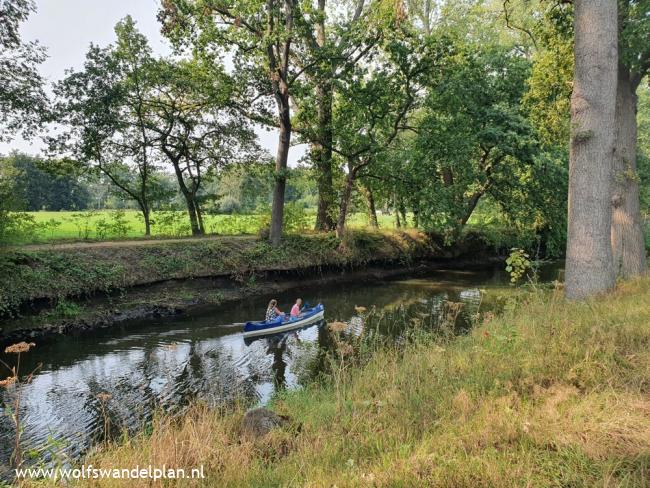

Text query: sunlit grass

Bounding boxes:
[18,210,410,244]
[27,277,650,487]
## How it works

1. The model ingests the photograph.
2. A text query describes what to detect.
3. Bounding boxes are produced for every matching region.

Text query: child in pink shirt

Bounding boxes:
[290,298,303,317]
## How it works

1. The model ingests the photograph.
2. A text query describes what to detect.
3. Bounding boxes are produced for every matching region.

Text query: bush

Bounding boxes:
[258,201,310,236]
[152,211,189,237]
[0,212,39,245]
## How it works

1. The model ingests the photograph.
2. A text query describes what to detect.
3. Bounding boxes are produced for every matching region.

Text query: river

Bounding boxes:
[0,262,562,475]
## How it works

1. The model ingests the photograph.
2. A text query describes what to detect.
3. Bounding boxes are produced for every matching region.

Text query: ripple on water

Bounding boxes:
[0,263,562,474]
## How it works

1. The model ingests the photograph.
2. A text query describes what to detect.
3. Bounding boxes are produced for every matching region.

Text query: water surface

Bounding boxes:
[0,263,562,473]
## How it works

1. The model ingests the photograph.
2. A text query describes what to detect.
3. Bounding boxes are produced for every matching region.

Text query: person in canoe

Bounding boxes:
[265,299,285,321]
[290,298,303,318]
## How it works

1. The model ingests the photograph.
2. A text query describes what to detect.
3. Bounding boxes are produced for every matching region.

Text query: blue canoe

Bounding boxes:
[243,303,325,338]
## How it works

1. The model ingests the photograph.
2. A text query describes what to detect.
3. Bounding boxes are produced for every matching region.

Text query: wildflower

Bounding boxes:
[328,321,347,333]
[337,343,354,357]
[96,392,112,403]
[0,376,17,388]
[4,342,36,354]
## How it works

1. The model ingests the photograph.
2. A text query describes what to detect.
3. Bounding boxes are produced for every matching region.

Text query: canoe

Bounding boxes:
[242,304,325,338]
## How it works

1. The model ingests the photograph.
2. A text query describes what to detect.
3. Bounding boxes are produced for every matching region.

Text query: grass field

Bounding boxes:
[11,210,407,244]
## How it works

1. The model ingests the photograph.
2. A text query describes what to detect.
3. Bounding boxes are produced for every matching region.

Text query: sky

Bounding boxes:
[0,0,307,164]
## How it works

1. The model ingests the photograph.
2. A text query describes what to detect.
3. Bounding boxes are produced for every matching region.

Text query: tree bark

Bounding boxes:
[196,202,206,234]
[313,0,336,232]
[565,0,618,300]
[270,101,291,245]
[267,0,293,247]
[313,101,335,230]
[184,195,201,236]
[141,204,151,236]
[336,165,355,238]
[361,182,378,228]
[611,64,647,278]
[395,191,401,229]
[167,154,202,236]
[459,190,484,226]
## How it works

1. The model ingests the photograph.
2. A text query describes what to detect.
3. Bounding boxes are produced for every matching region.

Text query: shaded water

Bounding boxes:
[0,263,562,474]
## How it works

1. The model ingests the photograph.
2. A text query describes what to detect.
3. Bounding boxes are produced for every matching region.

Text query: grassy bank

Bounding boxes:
[0,230,468,318]
[35,276,650,487]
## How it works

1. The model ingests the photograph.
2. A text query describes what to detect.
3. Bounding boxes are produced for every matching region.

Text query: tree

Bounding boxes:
[395,43,538,237]
[51,18,162,236]
[610,0,649,278]
[639,83,650,216]
[3,153,90,211]
[145,57,261,235]
[291,0,383,231]
[517,0,647,277]
[159,0,298,245]
[0,0,47,142]
[565,0,618,300]
[0,154,20,242]
[329,30,426,237]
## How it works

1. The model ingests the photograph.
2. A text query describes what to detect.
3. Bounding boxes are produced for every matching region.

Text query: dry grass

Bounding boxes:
[25,277,650,487]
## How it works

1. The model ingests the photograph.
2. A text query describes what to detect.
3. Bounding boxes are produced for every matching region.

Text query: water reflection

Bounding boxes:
[0,263,562,475]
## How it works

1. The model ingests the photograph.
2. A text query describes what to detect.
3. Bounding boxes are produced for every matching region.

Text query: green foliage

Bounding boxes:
[70,211,98,240]
[505,248,532,284]
[95,210,132,239]
[619,0,650,76]
[397,41,540,236]
[152,211,189,237]
[0,153,91,211]
[0,0,47,142]
[51,299,82,318]
[0,212,38,245]
[259,201,310,236]
[639,83,650,214]
[522,2,573,147]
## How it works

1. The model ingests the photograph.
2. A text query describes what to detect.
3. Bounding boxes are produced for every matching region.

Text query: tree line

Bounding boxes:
[0,0,648,300]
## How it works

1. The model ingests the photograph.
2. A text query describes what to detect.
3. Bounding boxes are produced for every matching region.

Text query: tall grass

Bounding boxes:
[22,278,650,487]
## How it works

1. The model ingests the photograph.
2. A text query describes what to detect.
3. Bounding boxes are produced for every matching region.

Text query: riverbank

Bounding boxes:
[33,275,649,487]
[0,230,498,343]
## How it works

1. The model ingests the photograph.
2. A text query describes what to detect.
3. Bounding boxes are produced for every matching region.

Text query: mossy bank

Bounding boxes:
[0,230,498,343]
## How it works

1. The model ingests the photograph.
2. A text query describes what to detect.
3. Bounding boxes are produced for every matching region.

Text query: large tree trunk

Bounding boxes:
[395,195,401,229]
[196,202,206,234]
[313,92,335,231]
[184,196,201,236]
[141,203,151,236]
[361,182,378,228]
[313,2,336,232]
[336,167,355,238]
[565,0,618,300]
[270,101,291,246]
[399,206,409,227]
[611,64,647,278]
[170,159,202,236]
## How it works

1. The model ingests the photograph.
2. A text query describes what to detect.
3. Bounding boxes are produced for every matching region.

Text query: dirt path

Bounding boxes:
[14,234,256,252]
